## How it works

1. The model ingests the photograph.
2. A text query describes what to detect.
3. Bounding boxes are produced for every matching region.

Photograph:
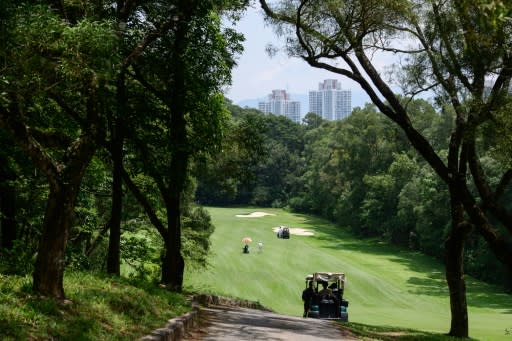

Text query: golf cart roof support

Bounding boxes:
[306,272,346,284]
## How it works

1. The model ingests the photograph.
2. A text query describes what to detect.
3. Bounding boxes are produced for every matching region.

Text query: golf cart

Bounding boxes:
[304,272,348,321]
[277,226,290,239]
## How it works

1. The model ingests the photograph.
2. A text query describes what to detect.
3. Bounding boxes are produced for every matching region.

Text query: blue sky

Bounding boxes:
[223,3,371,111]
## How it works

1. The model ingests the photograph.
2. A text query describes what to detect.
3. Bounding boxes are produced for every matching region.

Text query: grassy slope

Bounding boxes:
[184,207,512,341]
[0,272,191,340]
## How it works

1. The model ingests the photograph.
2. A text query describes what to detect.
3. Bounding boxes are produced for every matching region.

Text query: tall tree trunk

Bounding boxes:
[33,184,78,299]
[160,122,188,290]
[159,9,189,291]
[161,197,184,291]
[445,190,470,338]
[107,72,126,275]
[106,127,123,275]
[445,229,469,337]
[30,134,97,299]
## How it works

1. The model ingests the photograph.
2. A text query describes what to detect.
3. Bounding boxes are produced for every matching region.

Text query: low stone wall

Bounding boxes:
[139,306,199,341]
[139,294,272,341]
[193,294,272,311]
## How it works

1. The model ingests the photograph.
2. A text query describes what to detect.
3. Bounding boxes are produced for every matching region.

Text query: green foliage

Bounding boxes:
[121,230,162,282]
[258,5,512,322]
[199,98,510,290]
[58,19,119,83]
[407,167,451,258]
[485,99,512,168]
[194,106,269,205]
[6,4,118,95]
[181,206,216,269]
[0,141,45,276]
[0,240,36,275]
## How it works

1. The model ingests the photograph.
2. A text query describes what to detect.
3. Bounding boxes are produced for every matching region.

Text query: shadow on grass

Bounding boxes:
[299,214,512,312]
[0,318,25,340]
[343,321,479,341]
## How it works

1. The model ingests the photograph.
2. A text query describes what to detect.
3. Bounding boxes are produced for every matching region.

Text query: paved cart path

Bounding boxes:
[184,305,360,341]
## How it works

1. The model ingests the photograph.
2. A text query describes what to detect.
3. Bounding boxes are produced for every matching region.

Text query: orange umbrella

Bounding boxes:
[241,237,252,244]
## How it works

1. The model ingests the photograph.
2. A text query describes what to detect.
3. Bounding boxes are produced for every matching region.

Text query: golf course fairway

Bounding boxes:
[184,207,512,340]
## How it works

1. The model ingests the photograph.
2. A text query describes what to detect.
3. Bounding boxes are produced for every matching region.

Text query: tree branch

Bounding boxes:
[0,100,59,185]
[121,166,168,239]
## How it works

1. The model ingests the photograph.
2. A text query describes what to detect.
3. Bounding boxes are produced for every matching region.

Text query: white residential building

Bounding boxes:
[258,90,301,123]
[309,79,352,120]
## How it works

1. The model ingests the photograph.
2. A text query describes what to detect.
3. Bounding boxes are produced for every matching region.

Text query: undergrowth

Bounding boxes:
[0,272,190,341]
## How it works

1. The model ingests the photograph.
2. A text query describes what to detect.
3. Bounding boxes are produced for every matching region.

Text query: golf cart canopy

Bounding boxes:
[306,272,345,289]
[306,272,346,287]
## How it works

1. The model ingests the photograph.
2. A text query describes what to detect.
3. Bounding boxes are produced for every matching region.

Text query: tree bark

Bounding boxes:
[33,183,78,299]
[445,186,470,338]
[106,128,123,275]
[161,197,185,290]
[159,6,190,291]
[445,227,469,338]
[107,72,126,275]
[160,103,188,290]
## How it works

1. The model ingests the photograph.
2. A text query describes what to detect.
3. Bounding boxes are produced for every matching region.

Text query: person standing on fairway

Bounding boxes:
[302,281,315,317]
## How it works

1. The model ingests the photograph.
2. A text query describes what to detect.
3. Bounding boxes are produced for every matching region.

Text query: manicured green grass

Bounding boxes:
[341,322,479,341]
[0,272,191,340]
[184,207,512,341]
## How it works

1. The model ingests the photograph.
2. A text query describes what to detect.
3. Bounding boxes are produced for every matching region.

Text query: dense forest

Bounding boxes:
[0,0,248,297]
[3,91,509,290]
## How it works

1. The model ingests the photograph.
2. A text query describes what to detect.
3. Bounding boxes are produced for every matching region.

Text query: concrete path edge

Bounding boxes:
[138,294,272,341]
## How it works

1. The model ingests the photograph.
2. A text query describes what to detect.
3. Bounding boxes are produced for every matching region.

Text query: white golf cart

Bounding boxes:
[276,226,290,239]
[304,272,348,321]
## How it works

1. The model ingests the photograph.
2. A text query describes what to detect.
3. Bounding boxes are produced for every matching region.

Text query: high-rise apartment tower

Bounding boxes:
[258,90,301,123]
[309,79,351,120]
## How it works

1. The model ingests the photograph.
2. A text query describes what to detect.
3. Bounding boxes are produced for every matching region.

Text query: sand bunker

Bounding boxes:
[235,211,276,218]
[272,227,315,236]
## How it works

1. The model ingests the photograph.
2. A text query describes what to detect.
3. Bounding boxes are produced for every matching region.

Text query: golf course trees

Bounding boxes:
[194,105,269,205]
[0,0,246,296]
[195,106,307,207]
[259,0,512,337]
[113,0,245,290]
[0,3,118,298]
